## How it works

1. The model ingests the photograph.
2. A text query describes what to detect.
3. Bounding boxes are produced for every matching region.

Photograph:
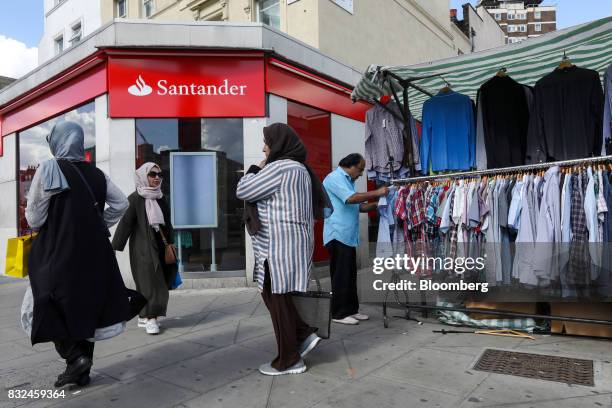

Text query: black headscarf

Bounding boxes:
[243,123,333,236]
[264,123,333,220]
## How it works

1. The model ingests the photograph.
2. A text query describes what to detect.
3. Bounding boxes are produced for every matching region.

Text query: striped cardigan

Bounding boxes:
[236,159,314,294]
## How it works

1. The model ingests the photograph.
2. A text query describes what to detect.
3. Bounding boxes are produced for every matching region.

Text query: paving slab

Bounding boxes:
[48,375,200,408]
[372,347,488,396]
[465,368,611,406]
[148,344,274,393]
[94,337,215,381]
[309,376,462,408]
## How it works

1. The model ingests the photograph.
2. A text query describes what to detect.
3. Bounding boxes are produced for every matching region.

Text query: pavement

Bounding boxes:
[1,278,612,408]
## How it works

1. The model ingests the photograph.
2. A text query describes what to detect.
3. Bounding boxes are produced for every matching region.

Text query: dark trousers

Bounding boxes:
[326,240,359,320]
[54,339,94,374]
[261,263,314,371]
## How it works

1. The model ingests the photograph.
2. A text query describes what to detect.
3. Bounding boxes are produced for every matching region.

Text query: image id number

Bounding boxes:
[8,389,66,399]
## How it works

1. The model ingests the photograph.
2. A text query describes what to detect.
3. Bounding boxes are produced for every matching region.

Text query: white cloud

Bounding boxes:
[0,35,37,79]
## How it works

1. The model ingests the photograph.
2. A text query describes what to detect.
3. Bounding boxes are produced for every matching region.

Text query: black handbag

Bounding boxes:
[291,276,332,339]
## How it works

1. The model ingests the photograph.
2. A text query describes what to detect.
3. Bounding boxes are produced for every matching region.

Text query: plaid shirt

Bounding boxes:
[448,187,459,259]
[569,173,590,285]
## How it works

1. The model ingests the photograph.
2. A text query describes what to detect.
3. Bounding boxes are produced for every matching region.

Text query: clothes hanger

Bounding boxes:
[557,51,574,70]
[439,78,453,94]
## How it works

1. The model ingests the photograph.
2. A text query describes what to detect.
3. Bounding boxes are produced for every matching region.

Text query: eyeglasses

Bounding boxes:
[147,171,163,179]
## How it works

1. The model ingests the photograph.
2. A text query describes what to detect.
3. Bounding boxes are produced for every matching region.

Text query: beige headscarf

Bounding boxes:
[135,162,165,231]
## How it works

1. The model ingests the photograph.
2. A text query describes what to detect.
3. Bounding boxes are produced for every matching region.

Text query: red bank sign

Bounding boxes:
[108,56,265,118]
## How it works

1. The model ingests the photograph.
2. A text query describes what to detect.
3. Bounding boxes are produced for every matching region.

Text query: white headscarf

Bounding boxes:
[135,162,165,231]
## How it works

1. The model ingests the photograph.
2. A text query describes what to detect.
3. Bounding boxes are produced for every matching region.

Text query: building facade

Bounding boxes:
[0,77,15,90]
[478,0,556,44]
[0,20,373,288]
[451,3,506,54]
[39,0,472,71]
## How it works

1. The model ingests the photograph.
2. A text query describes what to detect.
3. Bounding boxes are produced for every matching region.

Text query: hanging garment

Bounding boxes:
[603,64,612,155]
[533,166,561,285]
[365,103,420,179]
[526,66,604,163]
[477,76,530,168]
[516,176,538,285]
[420,91,476,172]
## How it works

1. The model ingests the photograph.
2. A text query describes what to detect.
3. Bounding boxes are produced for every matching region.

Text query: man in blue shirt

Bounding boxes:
[323,153,388,325]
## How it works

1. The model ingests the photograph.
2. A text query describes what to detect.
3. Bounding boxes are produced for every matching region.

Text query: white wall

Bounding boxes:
[39,0,102,64]
[330,114,368,268]
[0,134,18,277]
[473,6,506,51]
[95,94,137,287]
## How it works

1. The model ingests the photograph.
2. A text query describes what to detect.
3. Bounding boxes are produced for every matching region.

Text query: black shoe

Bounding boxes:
[54,356,93,388]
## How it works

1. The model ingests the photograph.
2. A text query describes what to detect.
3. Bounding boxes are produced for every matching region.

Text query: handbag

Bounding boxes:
[170,270,182,290]
[291,276,332,339]
[5,234,37,278]
[158,228,177,265]
[66,161,111,237]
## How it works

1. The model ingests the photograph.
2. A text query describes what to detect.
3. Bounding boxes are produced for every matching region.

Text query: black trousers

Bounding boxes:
[326,240,359,319]
[261,263,314,371]
[53,339,94,374]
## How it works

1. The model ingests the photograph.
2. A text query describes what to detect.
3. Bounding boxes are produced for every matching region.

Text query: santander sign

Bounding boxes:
[127,75,248,97]
[108,55,265,118]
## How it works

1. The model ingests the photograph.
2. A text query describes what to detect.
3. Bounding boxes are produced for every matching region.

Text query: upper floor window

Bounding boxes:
[534,11,541,19]
[116,0,127,17]
[69,22,82,46]
[507,25,516,33]
[142,0,155,18]
[519,24,527,32]
[535,23,542,32]
[507,13,515,20]
[256,0,280,30]
[54,35,63,55]
[517,13,526,20]
[494,13,501,20]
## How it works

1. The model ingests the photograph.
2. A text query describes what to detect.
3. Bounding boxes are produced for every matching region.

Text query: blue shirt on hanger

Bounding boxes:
[420,91,476,172]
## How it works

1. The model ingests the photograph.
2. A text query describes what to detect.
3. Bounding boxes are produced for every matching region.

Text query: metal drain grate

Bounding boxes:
[474,349,594,386]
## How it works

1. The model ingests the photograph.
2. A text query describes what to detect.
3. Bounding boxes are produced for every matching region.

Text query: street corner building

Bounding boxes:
[0,20,374,287]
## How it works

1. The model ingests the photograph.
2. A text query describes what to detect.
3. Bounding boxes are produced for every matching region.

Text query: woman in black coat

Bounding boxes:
[112,162,177,335]
[26,121,144,388]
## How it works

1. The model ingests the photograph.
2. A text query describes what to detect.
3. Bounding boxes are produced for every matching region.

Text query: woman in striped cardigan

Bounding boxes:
[236,123,332,376]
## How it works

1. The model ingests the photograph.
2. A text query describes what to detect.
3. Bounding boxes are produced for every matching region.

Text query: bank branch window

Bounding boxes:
[17,102,96,236]
[135,118,245,275]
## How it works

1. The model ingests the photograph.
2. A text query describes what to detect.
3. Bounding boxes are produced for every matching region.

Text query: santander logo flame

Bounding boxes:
[128,75,153,96]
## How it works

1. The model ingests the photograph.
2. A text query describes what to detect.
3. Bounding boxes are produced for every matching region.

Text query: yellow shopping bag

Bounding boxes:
[5,234,36,278]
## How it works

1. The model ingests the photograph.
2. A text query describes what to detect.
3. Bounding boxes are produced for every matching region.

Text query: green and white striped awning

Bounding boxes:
[351,16,612,120]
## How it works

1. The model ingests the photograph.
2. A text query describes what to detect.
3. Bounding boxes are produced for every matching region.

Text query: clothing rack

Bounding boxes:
[381,153,612,331]
[390,154,612,185]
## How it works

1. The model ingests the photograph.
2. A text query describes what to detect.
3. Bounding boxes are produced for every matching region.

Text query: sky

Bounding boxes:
[0,0,42,78]
[0,1,611,78]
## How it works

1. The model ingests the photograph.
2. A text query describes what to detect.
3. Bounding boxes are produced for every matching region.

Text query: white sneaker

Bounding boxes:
[298,333,322,358]
[352,313,369,321]
[137,318,148,328]
[332,316,359,325]
[145,318,160,335]
[259,359,307,376]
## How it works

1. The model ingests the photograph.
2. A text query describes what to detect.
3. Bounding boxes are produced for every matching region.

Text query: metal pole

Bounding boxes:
[392,155,612,185]
[210,229,217,273]
[395,303,612,326]
[177,231,184,273]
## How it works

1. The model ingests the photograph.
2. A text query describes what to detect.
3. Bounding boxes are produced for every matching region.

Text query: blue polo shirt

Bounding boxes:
[323,167,360,247]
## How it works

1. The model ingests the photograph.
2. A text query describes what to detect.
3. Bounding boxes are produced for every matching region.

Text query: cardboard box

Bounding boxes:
[465,301,537,320]
[550,303,612,338]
